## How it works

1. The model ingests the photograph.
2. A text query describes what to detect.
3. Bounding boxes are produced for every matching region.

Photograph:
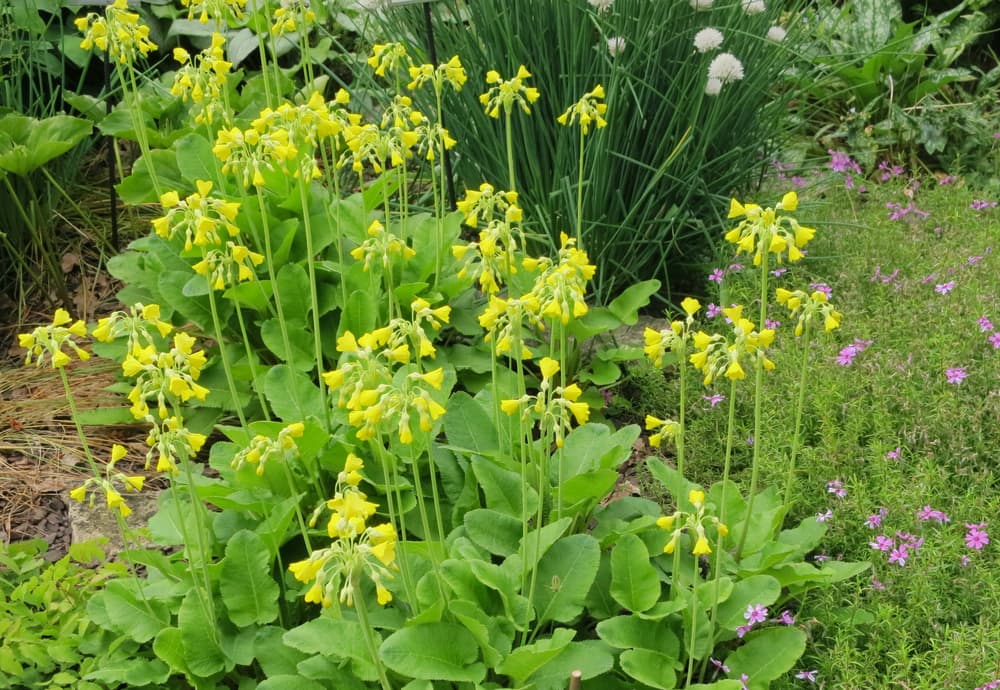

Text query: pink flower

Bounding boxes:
[970,199,998,210]
[916,505,950,523]
[869,535,894,552]
[965,522,989,550]
[945,367,968,384]
[704,393,726,407]
[888,546,909,566]
[934,281,955,295]
[886,447,902,460]
[795,670,819,683]
[865,508,887,529]
[990,332,1000,349]
[979,317,994,332]
[826,480,847,498]
[816,509,833,523]
[706,303,722,318]
[709,268,726,283]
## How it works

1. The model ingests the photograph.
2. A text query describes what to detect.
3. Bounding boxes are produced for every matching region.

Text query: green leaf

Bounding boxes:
[220,530,280,627]
[0,114,92,175]
[620,649,678,689]
[527,640,616,690]
[157,270,214,331]
[178,590,226,677]
[261,318,314,371]
[448,599,515,667]
[174,132,219,184]
[610,533,661,613]
[254,626,308,678]
[276,262,312,323]
[87,579,171,643]
[256,676,327,690]
[380,622,486,683]
[607,279,661,325]
[83,658,171,686]
[284,618,378,681]
[443,392,499,455]
[496,628,575,686]
[471,456,538,516]
[533,534,601,625]
[463,509,522,557]
[596,615,680,655]
[724,626,807,687]
[715,575,781,630]
[264,364,324,423]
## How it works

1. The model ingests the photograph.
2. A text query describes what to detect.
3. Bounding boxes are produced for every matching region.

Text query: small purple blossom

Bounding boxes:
[990,332,1000,349]
[771,267,789,277]
[765,318,781,329]
[826,479,847,499]
[816,509,833,523]
[886,201,930,221]
[968,254,984,265]
[916,505,950,524]
[965,522,989,551]
[896,531,924,550]
[706,303,722,318]
[886,446,902,460]
[739,673,750,690]
[735,624,753,638]
[776,609,796,625]
[979,317,995,332]
[871,265,900,284]
[810,282,832,298]
[970,199,998,210]
[709,268,726,283]
[728,262,744,273]
[710,658,730,674]
[871,575,885,591]
[945,366,968,384]
[960,554,971,567]
[865,508,888,529]
[934,281,955,295]
[745,603,769,625]
[937,174,957,185]
[813,553,829,563]
[870,535,894,552]
[795,669,819,683]
[828,149,862,175]
[888,546,909,566]
[974,679,1000,690]
[704,393,726,407]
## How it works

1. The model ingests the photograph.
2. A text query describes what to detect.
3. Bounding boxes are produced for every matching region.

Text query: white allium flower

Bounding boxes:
[588,0,614,12]
[742,0,766,15]
[693,27,724,53]
[607,36,626,58]
[708,52,744,84]
[690,0,713,10]
[766,25,787,42]
[705,78,723,96]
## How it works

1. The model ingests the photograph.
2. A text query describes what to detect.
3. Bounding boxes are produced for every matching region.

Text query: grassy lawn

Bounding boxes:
[641,169,1000,688]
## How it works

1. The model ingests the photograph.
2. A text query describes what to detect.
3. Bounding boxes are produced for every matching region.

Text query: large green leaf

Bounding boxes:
[86,579,171,643]
[620,649,678,690]
[724,626,807,688]
[220,530,280,627]
[0,114,92,175]
[284,618,378,681]
[715,574,781,630]
[443,392,500,455]
[471,456,538,516]
[463,508,522,556]
[596,615,680,656]
[174,132,220,184]
[533,533,601,625]
[263,364,324,423]
[496,628,575,686]
[380,622,486,683]
[610,533,661,613]
[178,590,226,677]
[526,640,615,690]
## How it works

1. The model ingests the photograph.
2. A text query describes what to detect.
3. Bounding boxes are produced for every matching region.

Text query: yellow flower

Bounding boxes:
[500,399,521,415]
[376,583,393,605]
[657,515,675,530]
[289,557,324,584]
[69,485,88,503]
[681,297,701,317]
[539,357,560,381]
[692,535,712,555]
[688,490,705,507]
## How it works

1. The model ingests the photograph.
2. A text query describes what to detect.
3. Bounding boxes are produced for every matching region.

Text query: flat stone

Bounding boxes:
[67,491,160,555]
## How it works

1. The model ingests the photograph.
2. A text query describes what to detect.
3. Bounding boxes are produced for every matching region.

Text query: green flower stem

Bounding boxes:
[431,85,447,286]
[373,440,418,613]
[58,370,104,489]
[555,323,567,520]
[407,442,446,603]
[204,278,247,429]
[120,61,161,199]
[736,246,771,560]
[505,110,516,193]
[381,183,400,322]
[234,301,272,419]
[574,125,585,249]
[676,338,688,478]
[352,571,393,690]
[670,545,682,603]
[280,461,312,553]
[685,553,701,686]
[296,178,330,429]
[254,189,302,412]
[783,326,813,508]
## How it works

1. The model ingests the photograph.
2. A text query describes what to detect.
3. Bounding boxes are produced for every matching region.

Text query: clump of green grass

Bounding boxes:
[640,170,1000,688]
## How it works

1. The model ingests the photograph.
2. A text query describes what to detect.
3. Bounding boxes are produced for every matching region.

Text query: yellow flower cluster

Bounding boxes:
[725,191,816,265]
[523,232,597,325]
[153,180,240,250]
[479,65,540,119]
[657,489,727,556]
[68,444,145,518]
[643,297,701,368]
[180,0,246,24]
[213,90,350,186]
[501,357,590,448]
[452,183,524,293]
[367,42,410,79]
[645,415,679,449]
[406,55,467,93]
[689,305,775,385]
[18,309,90,369]
[170,33,232,125]
[290,454,397,607]
[323,302,450,444]
[350,219,417,273]
[557,84,608,135]
[231,422,305,476]
[776,288,842,336]
[74,0,157,64]
[271,0,315,36]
